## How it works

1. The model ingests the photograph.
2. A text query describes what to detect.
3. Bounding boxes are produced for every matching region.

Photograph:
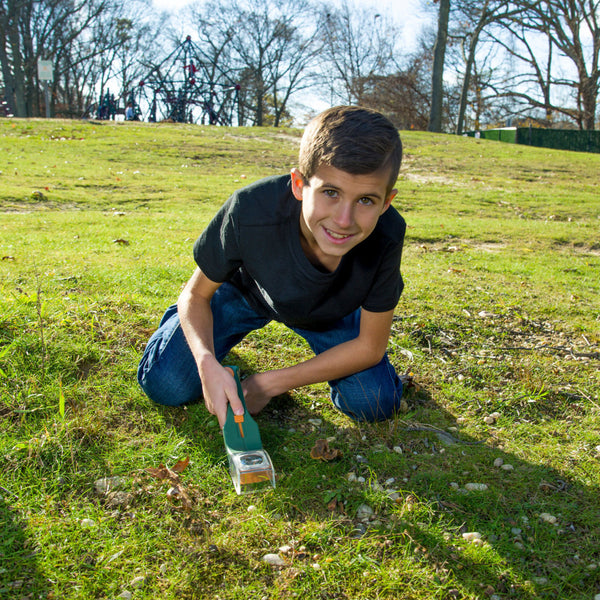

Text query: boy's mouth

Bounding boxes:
[324,227,355,241]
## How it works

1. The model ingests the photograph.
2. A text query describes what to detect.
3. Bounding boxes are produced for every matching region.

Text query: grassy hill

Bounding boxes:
[1,118,599,600]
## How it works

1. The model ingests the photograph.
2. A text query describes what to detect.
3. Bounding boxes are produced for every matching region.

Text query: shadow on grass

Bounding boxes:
[0,494,49,599]
[150,357,600,600]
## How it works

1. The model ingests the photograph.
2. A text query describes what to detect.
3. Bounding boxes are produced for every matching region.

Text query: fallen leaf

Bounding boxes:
[145,458,193,510]
[310,439,342,461]
[112,238,130,245]
[171,457,190,473]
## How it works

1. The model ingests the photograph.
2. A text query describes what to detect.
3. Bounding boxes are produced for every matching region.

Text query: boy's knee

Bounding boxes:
[331,375,404,422]
[329,356,404,422]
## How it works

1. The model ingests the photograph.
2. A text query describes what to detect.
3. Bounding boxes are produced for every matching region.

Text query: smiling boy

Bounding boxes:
[138,105,406,426]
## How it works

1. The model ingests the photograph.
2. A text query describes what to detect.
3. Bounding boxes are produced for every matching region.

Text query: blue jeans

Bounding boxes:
[137,283,403,422]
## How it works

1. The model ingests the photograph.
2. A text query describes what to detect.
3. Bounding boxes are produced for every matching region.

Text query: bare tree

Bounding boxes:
[429,0,450,132]
[189,0,321,126]
[0,0,154,117]
[513,0,600,129]
[318,0,401,105]
[450,0,523,134]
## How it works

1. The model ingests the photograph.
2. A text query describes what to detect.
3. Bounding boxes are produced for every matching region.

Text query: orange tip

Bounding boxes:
[234,414,245,437]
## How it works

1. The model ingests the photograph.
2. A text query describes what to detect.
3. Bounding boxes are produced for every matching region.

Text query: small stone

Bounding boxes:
[356,504,374,520]
[513,541,524,549]
[587,563,597,570]
[532,577,547,585]
[311,563,321,570]
[384,477,396,486]
[262,553,286,566]
[501,464,514,471]
[307,418,322,427]
[511,528,522,535]
[449,482,460,489]
[279,545,292,554]
[493,458,504,468]
[490,412,501,419]
[351,523,367,538]
[131,576,146,588]
[386,491,400,501]
[462,531,482,542]
[247,505,257,512]
[484,416,495,425]
[393,446,403,454]
[355,454,368,464]
[347,472,357,482]
[595,594,600,600]
[166,486,180,498]
[94,476,124,495]
[106,491,133,508]
[116,592,132,600]
[356,476,366,483]
[539,512,557,524]
[464,483,488,491]
[80,518,96,528]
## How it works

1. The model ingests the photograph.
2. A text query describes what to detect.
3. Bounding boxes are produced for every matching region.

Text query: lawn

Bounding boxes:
[1,118,599,600]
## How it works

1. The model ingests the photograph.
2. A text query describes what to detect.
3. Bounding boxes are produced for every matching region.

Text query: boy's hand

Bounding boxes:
[241,372,277,416]
[199,359,244,428]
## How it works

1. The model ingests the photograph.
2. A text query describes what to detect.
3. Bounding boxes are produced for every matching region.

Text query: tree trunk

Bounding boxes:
[455,26,482,135]
[428,0,450,132]
[580,75,598,130]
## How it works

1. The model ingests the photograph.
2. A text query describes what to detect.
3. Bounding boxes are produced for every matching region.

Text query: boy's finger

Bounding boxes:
[224,367,245,416]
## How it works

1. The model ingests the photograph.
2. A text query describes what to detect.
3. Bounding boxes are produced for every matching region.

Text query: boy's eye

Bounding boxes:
[358,197,375,206]
[323,189,338,198]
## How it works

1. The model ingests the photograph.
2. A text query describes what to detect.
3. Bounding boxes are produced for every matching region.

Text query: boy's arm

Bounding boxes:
[177,268,244,427]
[241,308,395,409]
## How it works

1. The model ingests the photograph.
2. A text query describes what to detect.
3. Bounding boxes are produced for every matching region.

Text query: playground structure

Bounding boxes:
[96,36,241,125]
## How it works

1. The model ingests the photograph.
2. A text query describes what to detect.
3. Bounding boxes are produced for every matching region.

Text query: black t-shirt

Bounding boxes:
[193,175,406,331]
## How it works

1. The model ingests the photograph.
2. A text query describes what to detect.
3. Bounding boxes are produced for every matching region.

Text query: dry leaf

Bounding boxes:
[146,458,193,510]
[310,439,341,461]
[171,457,190,473]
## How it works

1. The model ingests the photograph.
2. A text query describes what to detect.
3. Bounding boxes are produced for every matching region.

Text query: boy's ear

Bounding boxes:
[290,168,306,201]
[382,189,397,213]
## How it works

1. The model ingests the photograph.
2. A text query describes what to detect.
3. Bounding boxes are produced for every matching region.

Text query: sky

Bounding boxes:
[151,0,433,51]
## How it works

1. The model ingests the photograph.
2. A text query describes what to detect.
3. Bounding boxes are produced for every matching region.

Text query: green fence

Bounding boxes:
[466,127,600,153]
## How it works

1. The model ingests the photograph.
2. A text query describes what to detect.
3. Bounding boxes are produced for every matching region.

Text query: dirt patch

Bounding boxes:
[401,172,461,187]
[410,239,507,253]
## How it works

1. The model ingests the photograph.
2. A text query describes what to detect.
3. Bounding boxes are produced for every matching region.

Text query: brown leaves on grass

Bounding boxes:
[310,439,342,461]
[146,457,193,510]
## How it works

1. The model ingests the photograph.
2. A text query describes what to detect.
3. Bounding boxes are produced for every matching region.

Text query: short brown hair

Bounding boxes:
[298,105,402,194]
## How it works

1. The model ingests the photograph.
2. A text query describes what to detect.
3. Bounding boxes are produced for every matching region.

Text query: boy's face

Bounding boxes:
[291,164,397,272]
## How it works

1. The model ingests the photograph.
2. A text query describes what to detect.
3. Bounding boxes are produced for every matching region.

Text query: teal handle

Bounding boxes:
[222,365,263,452]
[228,365,247,411]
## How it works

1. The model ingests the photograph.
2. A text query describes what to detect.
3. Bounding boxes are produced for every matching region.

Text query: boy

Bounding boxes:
[138,105,406,427]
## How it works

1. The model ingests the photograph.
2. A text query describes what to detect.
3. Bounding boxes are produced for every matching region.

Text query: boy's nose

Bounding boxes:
[332,201,354,229]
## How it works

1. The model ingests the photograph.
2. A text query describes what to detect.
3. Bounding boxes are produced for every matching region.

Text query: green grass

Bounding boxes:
[1,118,599,600]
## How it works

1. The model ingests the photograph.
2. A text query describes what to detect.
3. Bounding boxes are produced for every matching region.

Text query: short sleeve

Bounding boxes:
[193,194,242,282]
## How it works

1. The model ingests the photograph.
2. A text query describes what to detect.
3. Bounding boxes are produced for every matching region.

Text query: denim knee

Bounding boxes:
[137,306,203,406]
[330,357,404,422]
